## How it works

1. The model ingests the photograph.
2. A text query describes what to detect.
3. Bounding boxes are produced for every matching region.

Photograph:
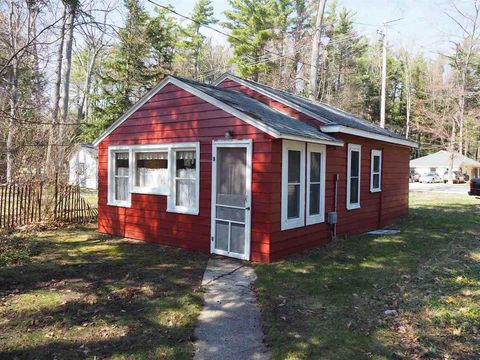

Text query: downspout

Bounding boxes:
[332,173,339,239]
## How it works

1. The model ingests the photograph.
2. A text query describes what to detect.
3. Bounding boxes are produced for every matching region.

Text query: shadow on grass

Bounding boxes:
[255,194,480,359]
[0,225,209,359]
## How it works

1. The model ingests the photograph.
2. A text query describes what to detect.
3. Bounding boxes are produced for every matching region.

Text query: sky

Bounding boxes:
[137,0,472,58]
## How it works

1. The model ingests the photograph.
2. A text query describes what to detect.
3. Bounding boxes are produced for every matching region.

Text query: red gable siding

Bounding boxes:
[97,83,276,262]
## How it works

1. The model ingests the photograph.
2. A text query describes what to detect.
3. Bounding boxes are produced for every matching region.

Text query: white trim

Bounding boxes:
[167,142,201,215]
[306,143,326,225]
[215,74,416,148]
[211,139,252,261]
[347,144,361,210]
[107,145,132,208]
[281,134,343,147]
[93,76,344,148]
[321,125,418,148]
[370,149,382,193]
[281,140,306,230]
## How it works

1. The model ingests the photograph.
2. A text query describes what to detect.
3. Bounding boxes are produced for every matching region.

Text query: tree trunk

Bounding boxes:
[46,5,67,174]
[308,0,327,100]
[57,3,76,171]
[6,0,18,183]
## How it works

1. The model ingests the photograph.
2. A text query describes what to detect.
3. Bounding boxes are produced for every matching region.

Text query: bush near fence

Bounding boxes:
[0,181,97,229]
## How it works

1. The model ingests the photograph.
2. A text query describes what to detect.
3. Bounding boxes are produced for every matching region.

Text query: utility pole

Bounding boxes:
[379,18,403,128]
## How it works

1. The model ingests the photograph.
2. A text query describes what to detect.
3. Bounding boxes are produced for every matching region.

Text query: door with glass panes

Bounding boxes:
[211,140,252,260]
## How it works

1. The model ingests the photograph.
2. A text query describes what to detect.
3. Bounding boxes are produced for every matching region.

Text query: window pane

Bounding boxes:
[176,151,196,179]
[373,155,380,173]
[135,152,168,189]
[310,152,321,182]
[216,147,246,207]
[350,177,359,204]
[350,151,359,177]
[230,223,245,254]
[115,152,129,176]
[216,206,245,222]
[287,184,300,219]
[176,179,195,208]
[288,150,301,183]
[115,177,129,201]
[215,220,229,252]
[309,183,320,215]
[373,174,380,189]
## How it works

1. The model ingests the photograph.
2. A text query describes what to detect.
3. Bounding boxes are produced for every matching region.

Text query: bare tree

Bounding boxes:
[308,0,327,100]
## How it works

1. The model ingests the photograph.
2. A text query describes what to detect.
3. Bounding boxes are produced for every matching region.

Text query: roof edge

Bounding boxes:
[321,125,418,148]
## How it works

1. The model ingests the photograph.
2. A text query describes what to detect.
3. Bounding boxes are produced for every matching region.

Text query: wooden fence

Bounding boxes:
[54,184,98,223]
[0,182,97,229]
[0,183,43,228]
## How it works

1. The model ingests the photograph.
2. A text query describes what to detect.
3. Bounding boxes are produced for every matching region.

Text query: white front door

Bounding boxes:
[211,140,252,260]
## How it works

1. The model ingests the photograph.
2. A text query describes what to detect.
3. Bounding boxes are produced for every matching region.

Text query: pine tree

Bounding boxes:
[224,0,276,81]
[181,0,217,79]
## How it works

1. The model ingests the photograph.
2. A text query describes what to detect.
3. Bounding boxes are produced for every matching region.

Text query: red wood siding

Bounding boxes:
[98,83,275,262]
[267,134,409,261]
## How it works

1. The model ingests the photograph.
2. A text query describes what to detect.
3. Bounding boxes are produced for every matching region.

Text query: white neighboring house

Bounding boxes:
[410,150,480,179]
[69,144,98,189]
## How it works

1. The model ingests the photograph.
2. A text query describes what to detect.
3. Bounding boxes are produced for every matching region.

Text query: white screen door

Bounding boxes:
[211,140,252,260]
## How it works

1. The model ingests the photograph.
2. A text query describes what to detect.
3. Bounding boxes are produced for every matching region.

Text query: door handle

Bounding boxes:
[245,207,251,211]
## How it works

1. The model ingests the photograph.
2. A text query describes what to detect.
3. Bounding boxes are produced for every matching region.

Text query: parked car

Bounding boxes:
[469,178,480,196]
[419,172,441,183]
[442,170,466,183]
[409,169,420,182]
[463,173,470,182]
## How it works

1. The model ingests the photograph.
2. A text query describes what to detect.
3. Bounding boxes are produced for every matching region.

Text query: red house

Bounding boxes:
[93,74,417,263]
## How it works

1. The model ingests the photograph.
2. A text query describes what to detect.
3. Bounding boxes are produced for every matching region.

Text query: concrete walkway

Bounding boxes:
[193,256,271,360]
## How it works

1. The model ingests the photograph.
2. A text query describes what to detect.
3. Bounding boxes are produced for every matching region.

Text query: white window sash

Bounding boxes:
[108,146,132,207]
[281,140,305,230]
[167,143,200,215]
[370,149,382,192]
[131,148,170,195]
[306,143,326,225]
[346,143,361,210]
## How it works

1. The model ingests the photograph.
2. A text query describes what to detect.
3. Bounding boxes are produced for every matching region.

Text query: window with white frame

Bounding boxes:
[168,145,200,215]
[281,141,305,230]
[108,151,131,207]
[306,143,326,225]
[108,143,199,213]
[370,149,382,192]
[132,150,169,194]
[347,144,361,210]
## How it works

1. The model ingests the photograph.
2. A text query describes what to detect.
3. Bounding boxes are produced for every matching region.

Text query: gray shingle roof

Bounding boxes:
[223,74,408,141]
[175,76,340,143]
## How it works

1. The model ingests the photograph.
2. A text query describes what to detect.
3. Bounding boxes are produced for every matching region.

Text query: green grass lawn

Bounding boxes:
[0,225,208,359]
[255,192,480,359]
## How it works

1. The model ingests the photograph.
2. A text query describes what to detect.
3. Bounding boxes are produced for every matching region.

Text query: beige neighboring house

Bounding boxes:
[410,150,480,179]
[68,144,98,189]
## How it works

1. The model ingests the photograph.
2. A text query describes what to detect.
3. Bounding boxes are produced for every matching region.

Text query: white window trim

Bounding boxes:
[107,145,132,207]
[167,142,201,215]
[346,143,361,210]
[107,142,200,214]
[370,149,382,193]
[306,143,326,225]
[281,140,305,230]
[131,146,170,195]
